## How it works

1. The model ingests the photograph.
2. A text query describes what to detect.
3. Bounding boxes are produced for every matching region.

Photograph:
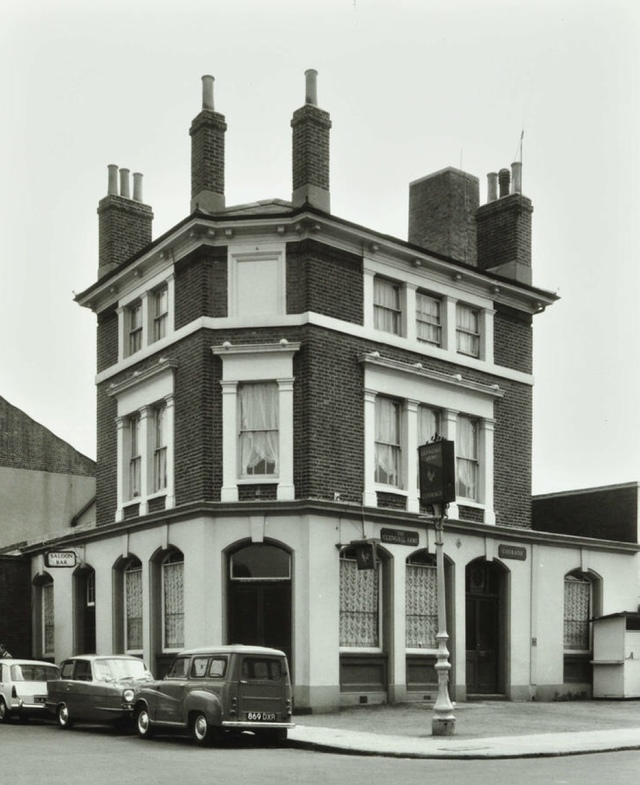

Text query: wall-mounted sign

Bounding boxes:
[380,528,419,547]
[498,544,527,561]
[45,551,77,568]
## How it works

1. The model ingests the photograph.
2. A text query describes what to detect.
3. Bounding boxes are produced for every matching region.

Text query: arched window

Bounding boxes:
[406,551,437,649]
[563,570,598,686]
[162,550,184,651]
[339,547,381,649]
[124,557,143,652]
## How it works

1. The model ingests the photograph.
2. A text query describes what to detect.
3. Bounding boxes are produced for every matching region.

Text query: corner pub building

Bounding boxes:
[20,72,639,711]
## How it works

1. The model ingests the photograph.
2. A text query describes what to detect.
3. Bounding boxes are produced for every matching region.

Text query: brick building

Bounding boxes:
[0,396,95,656]
[18,72,639,708]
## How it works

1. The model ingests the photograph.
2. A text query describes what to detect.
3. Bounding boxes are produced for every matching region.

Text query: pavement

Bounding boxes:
[288,699,640,759]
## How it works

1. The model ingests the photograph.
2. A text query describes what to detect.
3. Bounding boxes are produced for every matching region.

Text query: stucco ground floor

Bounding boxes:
[25,503,640,712]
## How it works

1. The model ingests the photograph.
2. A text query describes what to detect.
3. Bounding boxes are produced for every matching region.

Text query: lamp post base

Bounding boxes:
[432,717,456,737]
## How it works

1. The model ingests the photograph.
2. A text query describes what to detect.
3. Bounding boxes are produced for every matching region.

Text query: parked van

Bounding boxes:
[133,645,294,746]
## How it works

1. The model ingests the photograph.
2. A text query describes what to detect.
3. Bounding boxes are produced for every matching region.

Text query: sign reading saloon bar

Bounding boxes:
[45,551,77,568]
[498,544,527,561]
[380,528,420,547]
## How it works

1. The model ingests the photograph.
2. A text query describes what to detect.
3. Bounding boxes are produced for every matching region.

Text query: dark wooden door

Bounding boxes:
[228,582,292,668]
[465,562,501,694]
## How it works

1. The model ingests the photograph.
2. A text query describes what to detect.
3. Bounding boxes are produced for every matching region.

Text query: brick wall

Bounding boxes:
[0,396,95,476]
[97,306,118,373]
[0,555,32,657]
[286,238,362,323]
[494,304,533,374]
[174,246,228,327]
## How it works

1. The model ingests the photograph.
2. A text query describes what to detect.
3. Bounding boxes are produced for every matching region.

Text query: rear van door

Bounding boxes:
[236,655,289,723]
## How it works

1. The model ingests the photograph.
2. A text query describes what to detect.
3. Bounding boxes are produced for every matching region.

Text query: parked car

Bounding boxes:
[46,654,153,730]
[0,659,60,723]
[133,645,295,746]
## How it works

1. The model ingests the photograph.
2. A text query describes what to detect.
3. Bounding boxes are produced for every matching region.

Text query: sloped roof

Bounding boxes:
[0,396,95,477]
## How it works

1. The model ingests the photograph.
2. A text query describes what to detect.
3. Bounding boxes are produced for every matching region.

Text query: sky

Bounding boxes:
[1,0,638,496]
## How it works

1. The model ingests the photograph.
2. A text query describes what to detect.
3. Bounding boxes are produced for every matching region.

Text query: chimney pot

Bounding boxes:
[132,172,143,202]
[305,69,318,105]
[498,168,510,198]
[487,172,498,202]
[202,74,215,111]
[107,164,119,196]
[511,161,522,194]
[119,168,131,199]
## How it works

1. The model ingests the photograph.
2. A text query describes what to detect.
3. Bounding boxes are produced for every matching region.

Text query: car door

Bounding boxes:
[153,656,190,723]
[67,659,96,720]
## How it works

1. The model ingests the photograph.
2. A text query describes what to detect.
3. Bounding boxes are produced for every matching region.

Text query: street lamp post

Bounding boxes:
[417,437,456,737]
[431,502,455,736]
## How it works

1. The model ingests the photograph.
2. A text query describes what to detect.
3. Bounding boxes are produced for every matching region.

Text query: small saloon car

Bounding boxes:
[46,654,153,729]
[133,645,294,746]
[0,659,60,723]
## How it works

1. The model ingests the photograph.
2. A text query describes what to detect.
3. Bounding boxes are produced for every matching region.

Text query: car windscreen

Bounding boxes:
[94,658,150,681]
[241,657,283,681]
[10,664,59,682]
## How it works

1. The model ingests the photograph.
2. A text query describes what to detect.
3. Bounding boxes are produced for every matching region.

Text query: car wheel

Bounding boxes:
[57,703,73,729]
[136,706,154,740]
[0,697,9,723]
[191,712,214,747]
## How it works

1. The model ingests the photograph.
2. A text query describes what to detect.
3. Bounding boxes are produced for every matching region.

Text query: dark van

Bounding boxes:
[133,645,294,746]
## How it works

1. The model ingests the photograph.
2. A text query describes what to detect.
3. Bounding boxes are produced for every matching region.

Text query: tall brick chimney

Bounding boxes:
[97,165,153,279]
[291,69,331,212]
[476,162,533,285]
[408,167,479,264]
[190,75,227,213]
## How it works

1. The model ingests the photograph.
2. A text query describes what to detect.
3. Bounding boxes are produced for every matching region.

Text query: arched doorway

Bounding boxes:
[465,559,506,696]
[227,542,292,667]
[73,566,96,654]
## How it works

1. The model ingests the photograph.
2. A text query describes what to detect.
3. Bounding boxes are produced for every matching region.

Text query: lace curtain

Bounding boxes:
[456,415,478,499]
[43,582,54,654]
[239,383,279,475]
[564,577,591,650]
[406,563,437,648]
[163,559,184,649]
[375,397,400,485]
[125,566,143,650]
[340,559,379,647]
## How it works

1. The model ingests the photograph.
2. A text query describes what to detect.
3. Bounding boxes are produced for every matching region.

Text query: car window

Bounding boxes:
[190,657,209,678]
[166,657,189,679]
[60,661,75,679]
[209,658,227,678]
[74,661,93,681]
[241,657,282,681]
[10,664,58,682]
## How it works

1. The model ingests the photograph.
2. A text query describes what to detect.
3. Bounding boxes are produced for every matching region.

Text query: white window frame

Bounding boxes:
[416,291,442,346]
[373,276,403,336]
[237,381,279,478]
[339,548,383,653]
[162,551,184,652]
[362,353,500,521]
[151,284,169,343]
[456,414,479,502]
[117,274,175,362]
[109,360,177,520]
[152,402,168,492]
[212,342,300,502]
[456,302,481,358]
[374,396,402,488]
[228,244,286,319]
[127,300,143,356]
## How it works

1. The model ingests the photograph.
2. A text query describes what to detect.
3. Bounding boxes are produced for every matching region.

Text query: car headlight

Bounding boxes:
[123,689,135,702]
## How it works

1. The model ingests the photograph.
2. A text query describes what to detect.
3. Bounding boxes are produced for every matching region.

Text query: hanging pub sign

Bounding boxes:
[45,551,77,568]
[418,439,456,506]
[350,540,377,571]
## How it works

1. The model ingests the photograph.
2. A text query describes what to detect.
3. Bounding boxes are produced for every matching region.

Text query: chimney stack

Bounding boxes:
[291,69,331,212]
[476,163,533,285]
[408,167,479,264]
[97,166,153,278]
[190,75,227,213]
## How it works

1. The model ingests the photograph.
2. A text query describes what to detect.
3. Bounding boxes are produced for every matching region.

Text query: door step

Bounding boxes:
[466,693,507,701]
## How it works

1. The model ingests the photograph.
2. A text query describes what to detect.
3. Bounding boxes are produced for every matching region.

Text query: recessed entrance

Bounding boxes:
[465,560,505,696]
[227,543,292,668]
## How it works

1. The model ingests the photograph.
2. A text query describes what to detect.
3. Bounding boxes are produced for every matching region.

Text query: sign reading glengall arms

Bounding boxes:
[45,551,77,568]
[380,528,420,546]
